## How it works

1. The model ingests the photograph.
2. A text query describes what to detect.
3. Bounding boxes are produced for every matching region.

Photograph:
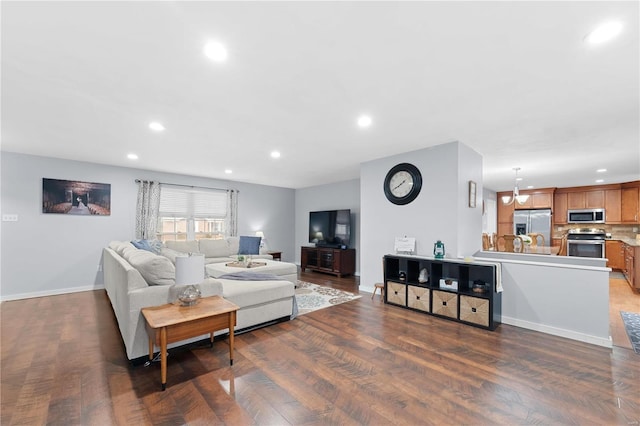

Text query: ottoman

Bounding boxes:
[206,259,298,285]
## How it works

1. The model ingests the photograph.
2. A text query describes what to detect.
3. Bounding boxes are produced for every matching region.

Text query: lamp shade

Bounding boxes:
[175,254,204,285]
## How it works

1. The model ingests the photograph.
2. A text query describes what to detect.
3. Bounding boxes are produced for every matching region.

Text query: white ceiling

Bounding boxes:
[1,1,638,191]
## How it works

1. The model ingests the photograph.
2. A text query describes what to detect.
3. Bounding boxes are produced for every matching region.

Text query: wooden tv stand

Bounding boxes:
[301,246,355,277]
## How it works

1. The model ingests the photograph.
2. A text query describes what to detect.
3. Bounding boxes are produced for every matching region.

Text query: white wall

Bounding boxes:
[0,152,295,300]
[360,141,483,293]
[294,179,360,274]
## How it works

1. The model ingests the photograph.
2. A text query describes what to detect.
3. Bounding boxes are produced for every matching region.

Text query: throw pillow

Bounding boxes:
[124,248,175,286]
[160,247,184,264]
[131,239,163,254]
[238,235,261,255]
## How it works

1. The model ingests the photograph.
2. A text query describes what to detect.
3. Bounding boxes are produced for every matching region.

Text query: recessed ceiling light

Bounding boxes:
[357,115,372,128]
[127,153,138,160]
[149,122,165,132]
[270,151,281,159]
[585,21,623,44]
[595,179,604,183]
[596,168,607,173]
[224,169,232,174]
[204,40,228,62]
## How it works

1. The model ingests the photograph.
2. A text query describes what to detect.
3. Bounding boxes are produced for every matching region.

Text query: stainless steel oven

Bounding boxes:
[566,228,606,258]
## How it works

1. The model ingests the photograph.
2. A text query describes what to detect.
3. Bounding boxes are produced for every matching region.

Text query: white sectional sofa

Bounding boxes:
[164,237,273,264]
[103,240,296,361]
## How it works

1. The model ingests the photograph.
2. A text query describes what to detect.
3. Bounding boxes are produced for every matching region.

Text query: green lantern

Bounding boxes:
[433,240,445,259]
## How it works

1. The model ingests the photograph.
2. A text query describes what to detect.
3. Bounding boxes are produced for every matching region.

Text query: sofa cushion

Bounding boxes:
[204,257,236,265]
[218,279,294,308]
[227,237,240,254]
[238,236,261,255]
[199,238,232,258]
[165,240,200,254]
[123,248,175,286]
[160,247,186,264]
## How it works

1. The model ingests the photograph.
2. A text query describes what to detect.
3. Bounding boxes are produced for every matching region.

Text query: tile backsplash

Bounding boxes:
[554,224,639,239]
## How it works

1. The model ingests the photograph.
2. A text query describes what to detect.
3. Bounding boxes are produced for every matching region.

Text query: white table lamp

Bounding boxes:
[174,254,204,306]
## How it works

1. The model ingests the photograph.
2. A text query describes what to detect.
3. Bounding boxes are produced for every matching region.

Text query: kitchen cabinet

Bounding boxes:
[514,189,554,210]
[497,193,515,236]
[497,222,513,237]
[605,240,624,270]
[554,193,568,225]
[301,246,355,277]
[586,190,605,208]
[623,243,639,290]
[567,192,585,209]
[605,189,622,223]
[567,190,604,209]
[621,185,639,223]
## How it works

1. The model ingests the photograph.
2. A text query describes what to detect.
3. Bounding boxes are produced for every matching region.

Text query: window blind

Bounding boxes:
[159,185,227,218]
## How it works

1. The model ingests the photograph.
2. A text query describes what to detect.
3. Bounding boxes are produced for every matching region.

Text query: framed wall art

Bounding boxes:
[468,180,477,208]
[42,178,111,215]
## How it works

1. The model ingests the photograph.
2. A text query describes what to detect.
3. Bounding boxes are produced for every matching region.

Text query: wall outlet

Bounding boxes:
[633,227,638,233]
[2,214,18,222]
[97,264,103,272]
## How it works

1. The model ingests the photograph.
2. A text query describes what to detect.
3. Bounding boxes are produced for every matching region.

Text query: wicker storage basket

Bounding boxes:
[459,295,489,327]
[407,285,430,312]
[386,281,407,306]
[432,290,458,318]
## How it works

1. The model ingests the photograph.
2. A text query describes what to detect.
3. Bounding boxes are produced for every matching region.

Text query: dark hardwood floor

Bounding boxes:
[2,270,639,425]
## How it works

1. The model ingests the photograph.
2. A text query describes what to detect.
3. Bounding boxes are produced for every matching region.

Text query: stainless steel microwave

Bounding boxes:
[567,208,605,223]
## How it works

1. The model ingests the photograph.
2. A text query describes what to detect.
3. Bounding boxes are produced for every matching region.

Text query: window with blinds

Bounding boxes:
[157,185,229,242]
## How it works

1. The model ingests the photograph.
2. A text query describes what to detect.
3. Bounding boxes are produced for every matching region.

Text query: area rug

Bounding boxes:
[620,311,640,354]
[295,280,361,315]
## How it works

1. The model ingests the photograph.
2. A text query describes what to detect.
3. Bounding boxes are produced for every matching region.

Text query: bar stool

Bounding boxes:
[372,283,385,300]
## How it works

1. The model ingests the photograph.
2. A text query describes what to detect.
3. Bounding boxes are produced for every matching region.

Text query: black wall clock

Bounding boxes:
[383,163,422,205]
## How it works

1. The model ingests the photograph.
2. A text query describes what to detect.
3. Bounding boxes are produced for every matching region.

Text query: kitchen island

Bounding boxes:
[474,250,611,347]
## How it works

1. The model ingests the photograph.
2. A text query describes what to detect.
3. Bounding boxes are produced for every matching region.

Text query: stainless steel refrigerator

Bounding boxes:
[513,209,552,245]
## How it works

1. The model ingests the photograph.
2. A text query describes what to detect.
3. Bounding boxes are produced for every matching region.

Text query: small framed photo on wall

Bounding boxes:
[468,180,477,208]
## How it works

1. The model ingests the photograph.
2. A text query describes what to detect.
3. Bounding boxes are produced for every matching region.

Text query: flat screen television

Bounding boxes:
[309,209,351,248]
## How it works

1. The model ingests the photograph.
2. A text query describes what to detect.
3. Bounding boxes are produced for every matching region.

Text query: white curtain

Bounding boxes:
[135,180,160,239]
[227,189,238,236]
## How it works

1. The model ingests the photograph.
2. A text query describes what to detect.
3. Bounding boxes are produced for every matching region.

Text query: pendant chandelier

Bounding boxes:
[501,167,530,205]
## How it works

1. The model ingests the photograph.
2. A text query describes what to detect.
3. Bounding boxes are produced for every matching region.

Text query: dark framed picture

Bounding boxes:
[42,178,111,215]
[468,180,477,208]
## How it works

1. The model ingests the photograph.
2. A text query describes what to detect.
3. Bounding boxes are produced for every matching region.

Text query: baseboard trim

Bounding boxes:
[502,315,612,348]
[0,285,105,302]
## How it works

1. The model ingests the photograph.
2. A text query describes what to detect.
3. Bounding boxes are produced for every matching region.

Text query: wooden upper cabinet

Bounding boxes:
[621,185,640,223]
[566,190,605,209]
[514,188,554,210]
[567,192,586,209]
[585,190,604,208]
[554,192,568,224]
[605,189,621,223]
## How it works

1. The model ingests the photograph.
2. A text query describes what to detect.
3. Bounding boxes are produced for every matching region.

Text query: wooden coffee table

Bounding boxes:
[141,296,239,391]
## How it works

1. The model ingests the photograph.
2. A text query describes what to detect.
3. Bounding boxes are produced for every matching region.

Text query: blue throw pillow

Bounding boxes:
[238,236,261,255]
[131,239,162,254]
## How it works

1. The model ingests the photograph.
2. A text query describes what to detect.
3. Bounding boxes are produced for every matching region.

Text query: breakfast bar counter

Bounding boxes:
[473,250,611,348]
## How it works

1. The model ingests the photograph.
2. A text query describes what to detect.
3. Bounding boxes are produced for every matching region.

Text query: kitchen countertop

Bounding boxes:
[611,237,640,247]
